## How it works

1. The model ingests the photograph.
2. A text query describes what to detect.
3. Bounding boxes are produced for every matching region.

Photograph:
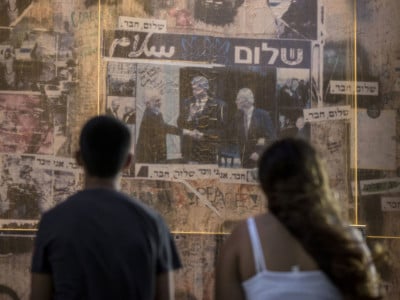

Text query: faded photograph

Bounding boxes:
[106,61,136,97]
[179,66,277,168]
[0,154,80,221]
[276,68,311,140]
[0,0,33,26]
[0,93,53,154]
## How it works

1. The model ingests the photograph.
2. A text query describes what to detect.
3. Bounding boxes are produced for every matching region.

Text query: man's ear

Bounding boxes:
[123,153,133,169]
[75,150,84,166]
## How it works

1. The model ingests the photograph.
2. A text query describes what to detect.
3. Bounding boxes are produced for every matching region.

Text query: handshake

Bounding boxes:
[183,129,204,140]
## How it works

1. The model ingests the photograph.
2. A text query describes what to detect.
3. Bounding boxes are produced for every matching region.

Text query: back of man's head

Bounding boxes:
[79,115,131,178]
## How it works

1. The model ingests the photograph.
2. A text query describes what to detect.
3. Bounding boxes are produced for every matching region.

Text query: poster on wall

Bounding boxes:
[0,25,78,158]
[0,153,82,228]
[0,93,53,154]
[102,30,315,177]
[0,0,354,230]
[0,0,325,228]
[0,6,83,229]
[2,0,400,298]
[105,61,137,176]
[351,109,396,170]
[98,0,340,242]
[112,0,319,40]
[0,0,33,26]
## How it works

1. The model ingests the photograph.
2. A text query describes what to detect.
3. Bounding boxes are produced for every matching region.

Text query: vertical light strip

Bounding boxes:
[353,0,358,225]
[97,0,102,115]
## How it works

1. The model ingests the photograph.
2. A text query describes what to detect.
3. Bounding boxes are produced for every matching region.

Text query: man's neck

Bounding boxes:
[84,175,120,191]
[242,106,254,115]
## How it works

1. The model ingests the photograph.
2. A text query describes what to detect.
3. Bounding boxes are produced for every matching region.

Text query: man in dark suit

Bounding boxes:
[136,91,199,163]
[177,76,226,164]
[234,88,276,168]
[136,91,182,163]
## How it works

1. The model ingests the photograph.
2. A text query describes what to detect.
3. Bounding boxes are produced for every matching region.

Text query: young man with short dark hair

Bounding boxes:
[30,115,181,300]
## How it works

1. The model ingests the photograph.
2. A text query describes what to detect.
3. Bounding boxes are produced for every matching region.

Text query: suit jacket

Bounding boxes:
[235,108,276,168]
[136,108,181,163]
[177,96,226,164]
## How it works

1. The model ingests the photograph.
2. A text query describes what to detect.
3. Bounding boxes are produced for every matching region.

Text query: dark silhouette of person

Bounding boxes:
[30,115,182,300]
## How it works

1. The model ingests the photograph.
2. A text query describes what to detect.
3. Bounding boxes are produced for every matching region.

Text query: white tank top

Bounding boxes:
[242,217,342,300]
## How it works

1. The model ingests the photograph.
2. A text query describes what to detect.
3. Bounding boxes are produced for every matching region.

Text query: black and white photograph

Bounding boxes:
[0,0,33,26]
[0,0,399,298]
[134,63,279,168]
[276,68,311,140]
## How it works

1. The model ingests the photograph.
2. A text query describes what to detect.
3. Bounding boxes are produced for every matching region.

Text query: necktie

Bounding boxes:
[196,99,201,111]
[244,113,249,139]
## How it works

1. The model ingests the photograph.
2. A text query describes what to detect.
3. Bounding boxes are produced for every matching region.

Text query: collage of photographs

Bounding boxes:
[0,0,400,299]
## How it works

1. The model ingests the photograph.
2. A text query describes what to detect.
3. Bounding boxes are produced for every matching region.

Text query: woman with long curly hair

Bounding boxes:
[215,138,382,299]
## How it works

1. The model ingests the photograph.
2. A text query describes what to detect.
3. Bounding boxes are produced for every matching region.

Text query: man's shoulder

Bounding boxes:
[41,189,162,230]
[124,194,160,219]
[37,191,83,232]
[44,190,82,212]
[39,190,88,222]
[44,189,156,215]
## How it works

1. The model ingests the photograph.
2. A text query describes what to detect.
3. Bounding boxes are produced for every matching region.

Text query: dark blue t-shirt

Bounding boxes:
[31,188,182,300]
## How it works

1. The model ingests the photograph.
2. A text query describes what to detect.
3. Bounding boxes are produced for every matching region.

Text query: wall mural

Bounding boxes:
[0,0,399,299]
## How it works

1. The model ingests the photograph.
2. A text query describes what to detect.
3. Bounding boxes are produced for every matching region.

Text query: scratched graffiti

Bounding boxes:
[311,121,350,218]
[174,233,227,300]
[136,64,178,91]
[0,236,33,300]
[70,9,98,28]
[120,178,265,233]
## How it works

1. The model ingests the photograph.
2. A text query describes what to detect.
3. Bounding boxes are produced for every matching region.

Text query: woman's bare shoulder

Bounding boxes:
[225,219,249,244]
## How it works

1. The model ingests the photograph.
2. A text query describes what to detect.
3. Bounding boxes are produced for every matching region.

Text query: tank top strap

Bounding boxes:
[246,217,267,273]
